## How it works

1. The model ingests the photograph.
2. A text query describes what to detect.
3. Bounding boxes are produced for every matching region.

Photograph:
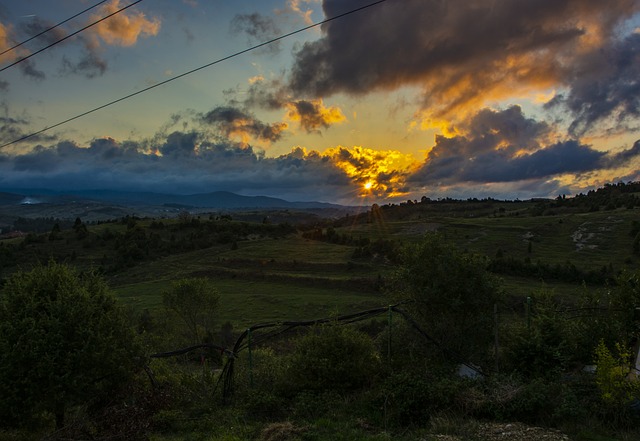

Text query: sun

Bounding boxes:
[363,181,374,191]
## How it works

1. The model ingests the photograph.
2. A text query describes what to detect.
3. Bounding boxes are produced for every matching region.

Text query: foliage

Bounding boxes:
[234,347,290,419]
[163,277,220,345]
[594,340,639,411]
[378,371,465,428]
[287,324,381,392]
[571,272,640,363]
[389,233,503,364]
[0,261,140,429]
[502,290,574,379]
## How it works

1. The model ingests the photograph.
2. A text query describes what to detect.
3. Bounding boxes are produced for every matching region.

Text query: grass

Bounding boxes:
[3,206,638,329]
[114,277,384,328]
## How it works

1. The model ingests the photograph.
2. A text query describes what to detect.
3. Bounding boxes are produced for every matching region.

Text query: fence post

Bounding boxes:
[526,296,532,331]
[387,305,392,368]
[494,303,499,374]
[247,328,254,388]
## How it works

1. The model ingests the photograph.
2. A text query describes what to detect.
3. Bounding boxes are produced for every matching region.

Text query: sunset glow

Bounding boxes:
[0,0,637,203]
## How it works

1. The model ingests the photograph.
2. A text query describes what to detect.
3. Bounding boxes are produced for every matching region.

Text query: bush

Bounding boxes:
[0,262,141,430]
[287,325,381,392]
[378,371,467,428]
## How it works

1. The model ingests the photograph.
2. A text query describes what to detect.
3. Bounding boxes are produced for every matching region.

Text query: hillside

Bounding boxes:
[2,183,640,441]
[1,183,638,325]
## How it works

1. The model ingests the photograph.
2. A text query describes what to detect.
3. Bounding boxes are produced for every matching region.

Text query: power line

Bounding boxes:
[0,1,109,57]
[0,0,145,74]
[0,0,390,149]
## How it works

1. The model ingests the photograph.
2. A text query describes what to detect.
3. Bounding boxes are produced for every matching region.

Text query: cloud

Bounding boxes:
[91,0,160,47]
[201,106,288,143]
[241,77,289,111]
[323,146,416,197]
[223,79,347,134]
[276,0,320,25]
[17,58,44,81]
[285,99,346,133]
[19,17,67,45]
[0,132,360,202]
[410,106,640,185]
[286,0,640,126]
[0,15,108,80]
[60,52,107,78]
[546,32,640,136]
[230,12,281,53]
[0,103,57,148]
[1,107,636,203]
[0,21,16,64]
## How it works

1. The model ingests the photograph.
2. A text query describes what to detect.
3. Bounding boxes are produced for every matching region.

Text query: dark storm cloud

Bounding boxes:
[230,12,281,53]
[410,106,640,185]
[201,106,287,142]
[547,33,640,136]
[466,106,551,151]
[158,131,199,157]
[0,128,352,202]
[287,0,640,123]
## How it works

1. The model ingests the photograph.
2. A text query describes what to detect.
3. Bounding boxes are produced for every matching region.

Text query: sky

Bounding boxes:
[0,0,639,205]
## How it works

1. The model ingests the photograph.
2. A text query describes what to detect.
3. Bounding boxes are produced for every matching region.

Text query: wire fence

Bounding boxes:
[149,301,491,403]
[148,295,637,403]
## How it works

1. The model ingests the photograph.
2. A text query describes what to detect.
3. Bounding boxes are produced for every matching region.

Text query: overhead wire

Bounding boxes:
[0,0,109,57]
[0,0,390,149]
[0,0,145,74]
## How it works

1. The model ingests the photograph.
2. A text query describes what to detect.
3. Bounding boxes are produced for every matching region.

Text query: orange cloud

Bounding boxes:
[92,0,160,47]
[323,146,419,197]
[285,99,346,133]
[0,22,11,63]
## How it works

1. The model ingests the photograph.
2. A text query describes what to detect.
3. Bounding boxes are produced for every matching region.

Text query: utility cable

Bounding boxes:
[0,0,389,149]
[0,0,144,74]
[0,0,109,57]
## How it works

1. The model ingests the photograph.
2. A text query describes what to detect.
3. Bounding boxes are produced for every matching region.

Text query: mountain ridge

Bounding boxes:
[0,188,352,210]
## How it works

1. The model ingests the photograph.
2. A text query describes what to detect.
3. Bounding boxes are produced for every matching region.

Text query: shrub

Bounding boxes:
[0,262,141,430]
[287,325,381,392]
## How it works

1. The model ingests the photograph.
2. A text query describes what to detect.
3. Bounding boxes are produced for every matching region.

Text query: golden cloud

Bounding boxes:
[0,22,12,63]
[285,98,346,132]
[92,0,160,47]
[323,145,420,197]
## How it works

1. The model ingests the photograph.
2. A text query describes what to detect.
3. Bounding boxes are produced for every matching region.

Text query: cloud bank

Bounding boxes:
[286,0,640,132]
[1,106,638,203]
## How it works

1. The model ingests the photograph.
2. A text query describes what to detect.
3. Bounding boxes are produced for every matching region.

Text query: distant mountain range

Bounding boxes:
[0,188,350,210]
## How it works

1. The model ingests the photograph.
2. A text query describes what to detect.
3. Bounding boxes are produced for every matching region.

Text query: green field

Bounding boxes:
[1,201,638,330]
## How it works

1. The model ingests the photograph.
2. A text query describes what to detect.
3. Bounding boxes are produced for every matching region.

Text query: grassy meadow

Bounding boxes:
[1,199,637,332]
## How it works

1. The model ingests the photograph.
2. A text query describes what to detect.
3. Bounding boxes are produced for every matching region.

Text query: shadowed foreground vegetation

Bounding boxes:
[1,182,640,440]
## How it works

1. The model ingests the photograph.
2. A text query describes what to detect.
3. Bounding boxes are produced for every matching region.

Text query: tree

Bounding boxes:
[389,233,502,365]
[0,262,140,429]
[163,277,220,344]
